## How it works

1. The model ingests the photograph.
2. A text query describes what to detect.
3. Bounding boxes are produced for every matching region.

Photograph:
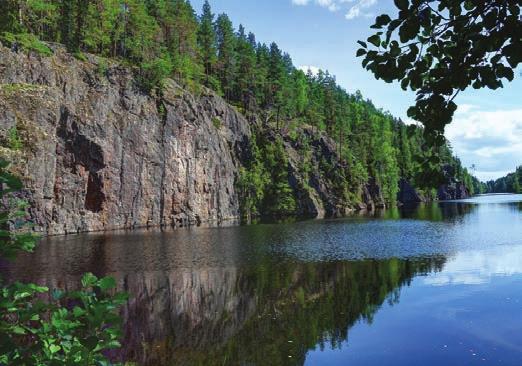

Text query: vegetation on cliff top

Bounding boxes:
[0,0,484,219]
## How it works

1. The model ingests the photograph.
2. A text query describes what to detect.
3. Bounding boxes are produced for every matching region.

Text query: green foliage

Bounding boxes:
[216,13,236,100]
[139,55,174,92]
[487,166,522,194]
[0,161,37,260]
[260,136,296,217]
[237,134,269,221]
[7,127,23,151]
[358,1,521,145]
[0,159,126,365]
[96,58,110,77]
[212,117,222,129]
[198,0,218,87]
[0,273,127,365]
[0,32,52,56]
[73,51,88,61]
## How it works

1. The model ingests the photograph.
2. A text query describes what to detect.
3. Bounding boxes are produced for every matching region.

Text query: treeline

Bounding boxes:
[487,167,522,193]
[0,0,481,213]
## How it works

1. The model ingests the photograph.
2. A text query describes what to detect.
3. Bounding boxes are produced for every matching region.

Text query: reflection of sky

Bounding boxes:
[425,244,522,286]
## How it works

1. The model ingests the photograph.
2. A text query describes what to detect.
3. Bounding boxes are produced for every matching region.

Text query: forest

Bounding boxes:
[487,166,522,193]
[0,0,485,217]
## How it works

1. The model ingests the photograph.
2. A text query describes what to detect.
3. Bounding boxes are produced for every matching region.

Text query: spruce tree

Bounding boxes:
[235,24,257,110]
[215,13,236,100]
[169,0,202,82]
[198,0,218,88]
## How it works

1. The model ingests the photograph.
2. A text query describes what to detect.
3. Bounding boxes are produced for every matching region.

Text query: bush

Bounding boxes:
[7,127,23,151]
[0,274,127,365]
[73,51,88,62]
[96,58,109,78]
[139,56,173,92]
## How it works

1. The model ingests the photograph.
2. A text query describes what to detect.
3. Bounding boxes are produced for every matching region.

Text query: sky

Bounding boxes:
[191,0,522,181]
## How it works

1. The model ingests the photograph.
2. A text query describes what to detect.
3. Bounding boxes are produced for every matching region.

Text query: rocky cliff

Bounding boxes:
[0,45,387,235]
[0,44,251,235]
[0,45,424,235]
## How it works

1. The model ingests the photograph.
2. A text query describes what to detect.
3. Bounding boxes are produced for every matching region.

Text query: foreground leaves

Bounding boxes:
[358,0,522,145]
[0,274,127,366]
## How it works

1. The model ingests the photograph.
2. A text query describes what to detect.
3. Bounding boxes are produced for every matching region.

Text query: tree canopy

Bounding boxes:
[0,0,487,217]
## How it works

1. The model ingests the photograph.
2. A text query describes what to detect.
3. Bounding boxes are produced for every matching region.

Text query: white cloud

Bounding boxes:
[291,0,378,17]
[424,245,522,286]
[445,106,522,181]
[298,65,321,75]
[345,0,377,19]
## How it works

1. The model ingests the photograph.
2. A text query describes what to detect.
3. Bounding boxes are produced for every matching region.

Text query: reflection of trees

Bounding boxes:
[375,202,477,222]
[116,257,445,365]
[3,230,446,366]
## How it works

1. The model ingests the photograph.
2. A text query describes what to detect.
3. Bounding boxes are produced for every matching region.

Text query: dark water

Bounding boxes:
[3,194,522,365]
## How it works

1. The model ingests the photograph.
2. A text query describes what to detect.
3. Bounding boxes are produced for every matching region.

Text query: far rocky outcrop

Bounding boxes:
[437,182,470,201]
[397,178,425,204]
[436,164,471,200]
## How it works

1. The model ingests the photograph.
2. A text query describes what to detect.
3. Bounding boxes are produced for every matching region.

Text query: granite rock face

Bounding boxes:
[397,178,424,204]
[0,45,250,234]
[0,45,392,235]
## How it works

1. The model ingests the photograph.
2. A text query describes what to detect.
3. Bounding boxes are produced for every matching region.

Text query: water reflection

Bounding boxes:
[4,247,445,365]
[2,195,522,365]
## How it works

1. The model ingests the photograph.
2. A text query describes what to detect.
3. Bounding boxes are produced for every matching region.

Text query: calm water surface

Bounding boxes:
[3,194,522,365]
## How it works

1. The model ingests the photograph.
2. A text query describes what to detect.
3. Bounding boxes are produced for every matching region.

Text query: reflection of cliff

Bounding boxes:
[3,230,445,366]
[150,258,445,366]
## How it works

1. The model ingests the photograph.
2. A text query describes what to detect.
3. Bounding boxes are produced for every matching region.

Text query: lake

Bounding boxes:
[3,194,522,365]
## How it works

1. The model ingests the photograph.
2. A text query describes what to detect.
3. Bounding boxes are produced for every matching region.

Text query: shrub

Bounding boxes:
[7,127,23,151]
[139,56,173,93]
[73,51,88,62]
[212,117,222,129]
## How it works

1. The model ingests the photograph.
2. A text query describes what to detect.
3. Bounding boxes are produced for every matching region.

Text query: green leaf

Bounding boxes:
[99,276,116,291]
[12,326,26,335]
[356,48,367,57]
[81,273,98,288]
[367,35,381,47]
[49,344,61,354]
[73,306,86,317]
[394,0,409,10]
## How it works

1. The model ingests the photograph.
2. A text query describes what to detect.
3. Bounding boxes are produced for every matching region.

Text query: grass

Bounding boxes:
[212,117,222,129]
[0,32,52,56]
[0,83,45,96]
[73,51,88,62]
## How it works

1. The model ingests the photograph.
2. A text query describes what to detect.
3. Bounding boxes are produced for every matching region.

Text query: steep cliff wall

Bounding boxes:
[0,45,408,235]
[0,45,251,235]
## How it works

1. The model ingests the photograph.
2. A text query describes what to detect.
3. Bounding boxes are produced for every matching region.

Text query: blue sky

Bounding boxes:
[192,0,522,181]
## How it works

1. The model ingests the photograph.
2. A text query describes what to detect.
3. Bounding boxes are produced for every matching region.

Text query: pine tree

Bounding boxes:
[168,0,202,82]
[235,24,257,110]
[58,0,75,50]
[215,13,236,100]
[83,0,122,56]
[197,0,218,88]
